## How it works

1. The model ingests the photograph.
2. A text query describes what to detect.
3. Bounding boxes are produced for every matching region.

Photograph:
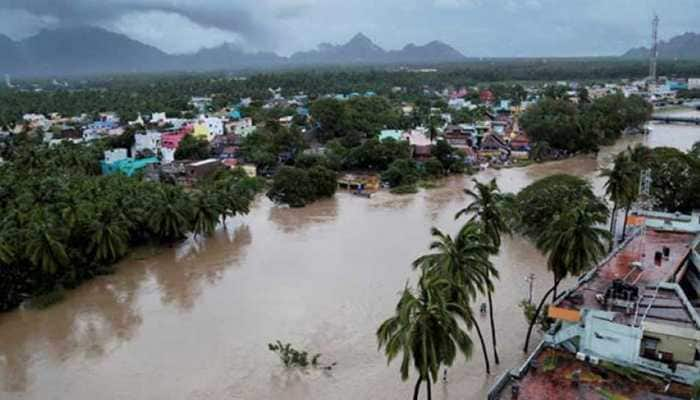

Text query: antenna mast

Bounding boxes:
[649,14,659,82]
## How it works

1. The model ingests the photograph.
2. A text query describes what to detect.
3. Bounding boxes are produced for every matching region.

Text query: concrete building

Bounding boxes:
[490,211,700,399]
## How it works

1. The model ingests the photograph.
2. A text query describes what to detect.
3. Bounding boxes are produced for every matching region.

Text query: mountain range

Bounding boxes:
[622,32,700,59]
[0,28,466,77]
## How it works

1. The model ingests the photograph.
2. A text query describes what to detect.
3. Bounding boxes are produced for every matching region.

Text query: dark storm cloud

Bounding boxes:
[1,0,699,56]
[0,0,272,48]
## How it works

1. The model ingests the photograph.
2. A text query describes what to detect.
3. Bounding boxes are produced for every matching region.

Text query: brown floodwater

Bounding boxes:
[1,112,699,400]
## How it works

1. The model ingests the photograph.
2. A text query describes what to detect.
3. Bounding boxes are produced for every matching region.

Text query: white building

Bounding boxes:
[689,78,700,90]
[104,149,128,164]
[132,131,162,156]
[151,113,167,124]
[226,117,256,137]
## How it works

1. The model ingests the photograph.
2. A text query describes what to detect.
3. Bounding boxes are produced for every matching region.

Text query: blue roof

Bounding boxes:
[379,130,403,141]
[101,157,159,177]
[229,110,242,120]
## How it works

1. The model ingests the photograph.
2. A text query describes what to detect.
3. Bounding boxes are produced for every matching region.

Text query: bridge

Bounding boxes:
[651,115,700,125]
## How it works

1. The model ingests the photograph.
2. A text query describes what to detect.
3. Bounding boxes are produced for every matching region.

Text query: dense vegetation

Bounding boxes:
[513,174,609,239]
[0,134,259,311]
[267,165,338,207]
[520,93,652,153]
[1,58,697,126]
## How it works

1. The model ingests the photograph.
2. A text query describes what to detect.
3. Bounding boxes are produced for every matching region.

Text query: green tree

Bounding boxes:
[523,207,611,352]
[25,218,69,274]
[87,213,130,263]
[382,159,420,188]
[600,152,637,241]
[412,224,497,374]
[147,186,192,241]
[190,190,224,238]
[514,174,608,239]
[455,178,510,365]
[175,135,211,160]
[377,272,474,400]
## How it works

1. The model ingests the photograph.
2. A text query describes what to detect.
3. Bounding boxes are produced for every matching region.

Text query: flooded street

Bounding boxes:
[1,112,699,400]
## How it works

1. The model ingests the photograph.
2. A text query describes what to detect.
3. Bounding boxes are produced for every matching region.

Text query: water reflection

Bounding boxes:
[0,268,146,392]
[150,224,252,311]
[268,197,338,233]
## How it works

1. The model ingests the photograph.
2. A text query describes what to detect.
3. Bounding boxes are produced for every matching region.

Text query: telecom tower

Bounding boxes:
[649,14,659,82]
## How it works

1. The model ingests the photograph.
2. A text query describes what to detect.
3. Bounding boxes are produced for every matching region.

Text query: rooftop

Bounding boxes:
[495,348,691,400]
[558,230,696,328]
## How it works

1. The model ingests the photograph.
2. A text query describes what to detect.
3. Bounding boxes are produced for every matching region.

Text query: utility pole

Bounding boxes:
[649,14,659,82]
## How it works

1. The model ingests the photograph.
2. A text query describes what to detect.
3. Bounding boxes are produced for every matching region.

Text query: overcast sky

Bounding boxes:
[0,0,698,56]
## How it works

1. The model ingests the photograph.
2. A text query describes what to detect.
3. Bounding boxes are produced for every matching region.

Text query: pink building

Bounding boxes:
[162,125,192,150]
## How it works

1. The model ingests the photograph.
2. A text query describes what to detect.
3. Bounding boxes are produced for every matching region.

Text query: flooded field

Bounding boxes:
[1,112,699,400]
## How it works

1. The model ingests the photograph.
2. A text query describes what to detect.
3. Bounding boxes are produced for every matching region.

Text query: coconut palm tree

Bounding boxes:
[88,214,130,263]
[455,178,511,364]
[0,239,14,265]
[601,152,630,237]
[412,224,497,374]
[147,186,192,242]
[191,190,224,237]
[377,273,474,400]
[25,219,69,274]
[523,206,611,353]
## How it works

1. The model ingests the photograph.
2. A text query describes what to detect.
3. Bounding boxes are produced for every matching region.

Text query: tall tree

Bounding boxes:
[377,273,474,400]
[412,224,497,374]
[600,152,636,243]
[523,207,611,353]
[455,178,510,365]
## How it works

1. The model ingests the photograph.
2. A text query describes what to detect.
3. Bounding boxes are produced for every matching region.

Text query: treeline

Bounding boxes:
[521,92,652,154]
[2,58,699,125]
[0,134,260,311]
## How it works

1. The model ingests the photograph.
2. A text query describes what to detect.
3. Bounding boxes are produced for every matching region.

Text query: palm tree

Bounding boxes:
[413,224,497,374]
[377,273,474,400]
[25,220,69,274]
[455,178,510,365]
[88,214,130,263]
[191,190,224,237]
[0,239,14,265]
[147,186,192,242]
[523,206,611,353]
[600,152,635,241]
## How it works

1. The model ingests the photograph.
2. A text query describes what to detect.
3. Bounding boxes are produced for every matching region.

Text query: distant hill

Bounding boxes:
[623,32,700,59]
[290,33,466,65]
[0,28,467,77]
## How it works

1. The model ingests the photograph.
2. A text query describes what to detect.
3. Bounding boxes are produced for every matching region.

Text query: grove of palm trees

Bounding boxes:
[0,133,260,311]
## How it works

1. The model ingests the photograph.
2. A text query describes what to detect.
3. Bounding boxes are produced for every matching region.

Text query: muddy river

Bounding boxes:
[1,111,699,400]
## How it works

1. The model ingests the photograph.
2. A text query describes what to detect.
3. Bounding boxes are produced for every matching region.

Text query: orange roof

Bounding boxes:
[626,215,645,226]
[548,306,581,322]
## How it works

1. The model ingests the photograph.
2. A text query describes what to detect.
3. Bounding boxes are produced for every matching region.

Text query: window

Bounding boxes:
[641,336,659,359]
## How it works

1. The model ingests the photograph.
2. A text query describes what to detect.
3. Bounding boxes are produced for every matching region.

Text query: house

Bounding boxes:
[479,133,509,154]
[547,213,700,382]
[193,116,224,141]
[132,131,162,157]
[101,149,159,177]
[509,132,530,151]
[479,89,495,104]
[689,78,700,90]
[186,158,222,179]
[151,113,167,124]
[226,117,256,137]
[402,128,434,159]
[379,130,403,142]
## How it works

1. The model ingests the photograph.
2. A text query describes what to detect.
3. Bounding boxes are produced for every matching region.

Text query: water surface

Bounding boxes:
[1,113,698,400]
